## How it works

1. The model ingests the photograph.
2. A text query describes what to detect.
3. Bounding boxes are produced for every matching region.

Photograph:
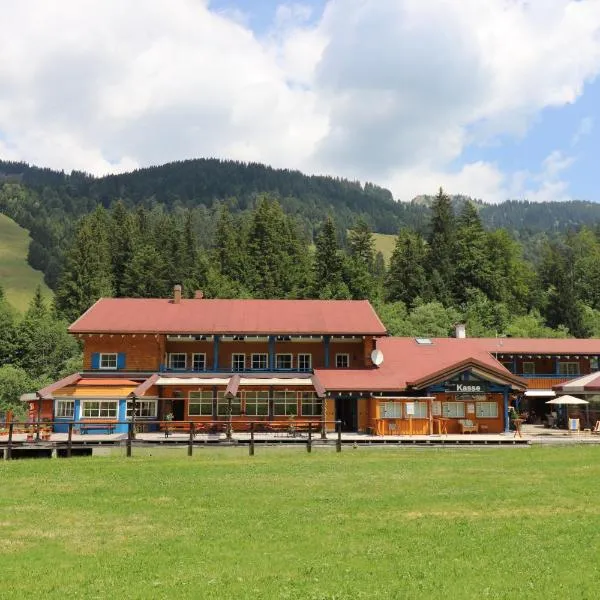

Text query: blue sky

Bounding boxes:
[1,0,599,203]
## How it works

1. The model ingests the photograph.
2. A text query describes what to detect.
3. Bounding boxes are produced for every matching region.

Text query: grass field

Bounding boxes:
[373,232,396,264]
[1,446,599,599]
[0,213,52,311]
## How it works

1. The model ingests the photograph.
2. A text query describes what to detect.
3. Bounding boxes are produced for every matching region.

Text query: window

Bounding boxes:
[232,354,246,372]
[405,401,428,418]
[81,401,118,418]
[55,400,74,418]
[188,391,213,416]
[415,338,433,345]
[192,353,206,371]
[300,392,322,416]
[244,391,269,416]
[558,362,580,376]
[501,362,514,372]
[273,391,298,416]
[442,402,465,418]
[217,391,242,416]
[522,362,535,375]
[127,400,157,418]
[169,353,187,370]
[276,354,293,370]
[591,357,599,371]
[335,354,349,368]
[251,354,268,370]
[381,402,402,418]
[476,402,498,418]
[99,353,117,370]
[298,354,312,372]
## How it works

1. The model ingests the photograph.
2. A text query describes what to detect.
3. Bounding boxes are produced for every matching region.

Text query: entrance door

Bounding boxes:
[335,397,358,432]
[172,399,185,421]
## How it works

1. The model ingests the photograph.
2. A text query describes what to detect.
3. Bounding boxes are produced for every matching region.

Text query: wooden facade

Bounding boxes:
[27,295,600,436]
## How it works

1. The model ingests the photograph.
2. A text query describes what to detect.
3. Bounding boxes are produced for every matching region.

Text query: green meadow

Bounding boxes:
[1,446,599,599]
[0,213,52,311]
[373,232,396,263]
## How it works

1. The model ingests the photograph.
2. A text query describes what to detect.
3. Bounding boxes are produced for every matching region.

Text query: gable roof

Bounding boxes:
[315,337,526,392]
[69,298,387,336]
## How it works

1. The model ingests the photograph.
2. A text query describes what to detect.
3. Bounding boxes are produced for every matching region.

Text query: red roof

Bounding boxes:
[315,337,525,392]
[473,338,600,354]
[69,298,387,336]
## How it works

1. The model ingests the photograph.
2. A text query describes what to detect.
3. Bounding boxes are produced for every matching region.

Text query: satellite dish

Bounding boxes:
[371,349,384,366]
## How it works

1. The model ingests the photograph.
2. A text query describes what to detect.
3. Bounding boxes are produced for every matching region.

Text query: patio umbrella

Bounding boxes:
[546,395,589,430]
[545,395,589,405]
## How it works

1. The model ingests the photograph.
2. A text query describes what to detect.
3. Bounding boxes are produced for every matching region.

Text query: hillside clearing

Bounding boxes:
[0,213,52,311]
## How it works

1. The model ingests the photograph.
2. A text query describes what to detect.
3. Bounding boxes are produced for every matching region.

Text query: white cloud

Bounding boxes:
[0,0,599,202]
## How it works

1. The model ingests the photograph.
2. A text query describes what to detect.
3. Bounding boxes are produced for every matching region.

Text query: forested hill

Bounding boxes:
[2,157,600,290]
[2,158,599,235]
[0,158,423,235]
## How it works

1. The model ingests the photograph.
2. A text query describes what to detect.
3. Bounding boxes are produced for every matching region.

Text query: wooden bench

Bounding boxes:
[79,422,115,434]
[459,419,478,434]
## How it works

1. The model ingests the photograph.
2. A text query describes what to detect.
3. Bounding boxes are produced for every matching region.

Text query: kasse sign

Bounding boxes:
[445,382,487,393]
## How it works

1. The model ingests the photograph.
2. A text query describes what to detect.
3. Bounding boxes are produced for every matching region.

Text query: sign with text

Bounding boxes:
[445,382,488,394]
[405,402,415,416]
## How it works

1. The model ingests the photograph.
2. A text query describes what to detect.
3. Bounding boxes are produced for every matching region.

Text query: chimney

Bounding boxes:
[194,290,204,299]
[173,284,182,304]
[454,323,466,339]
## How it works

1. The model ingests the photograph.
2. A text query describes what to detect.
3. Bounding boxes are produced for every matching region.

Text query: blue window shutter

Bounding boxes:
[117,353,126,370]
[91,353,100,369]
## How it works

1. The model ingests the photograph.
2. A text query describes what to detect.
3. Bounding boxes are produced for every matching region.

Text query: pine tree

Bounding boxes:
[54,208,114,322]
[313,217,347,298]
[109,200,137,296]
[348,218,375,273]
[454,201,491,304]
[26,285,48,320]
[245,197,308,298]
[426,188,456,305]
[385,228,428,307]
[0,285,17,366]
[121,244,168,298]
[214,205,246,284]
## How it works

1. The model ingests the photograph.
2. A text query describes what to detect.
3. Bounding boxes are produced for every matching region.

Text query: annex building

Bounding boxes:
[27,288,600,435]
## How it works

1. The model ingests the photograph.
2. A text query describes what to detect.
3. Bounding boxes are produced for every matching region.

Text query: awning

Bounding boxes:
[525,390,556,397]
[239,378,315,386]
[156,377,231,385]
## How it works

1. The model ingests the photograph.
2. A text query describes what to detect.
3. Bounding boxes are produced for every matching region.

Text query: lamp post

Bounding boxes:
[225,392,235,441]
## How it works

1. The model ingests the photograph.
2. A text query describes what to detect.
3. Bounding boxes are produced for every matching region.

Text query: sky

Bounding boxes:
[0,0,599,203]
